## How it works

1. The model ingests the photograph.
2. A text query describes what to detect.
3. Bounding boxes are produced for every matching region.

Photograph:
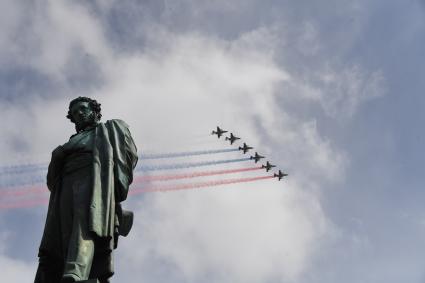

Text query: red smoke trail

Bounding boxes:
[0,175,275,210]
[0,197,49,210]
[0,167,264,198]
[0,186,46,198]
[130,175,275,194]
[134,166,263,182]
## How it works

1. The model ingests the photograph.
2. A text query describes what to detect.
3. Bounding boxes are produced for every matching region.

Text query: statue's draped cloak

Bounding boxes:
[38,119,138,279]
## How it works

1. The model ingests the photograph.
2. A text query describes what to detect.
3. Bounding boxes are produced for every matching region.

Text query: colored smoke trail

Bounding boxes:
[141,148,239,159]
[0,198,49,210]
[0,186,47,198]
[130,175,275,194]
[0,167,263,197]
[135,166,263,182]
[137,157,251,172]
[0,148,240,175]
[0,175,45,189]
[0,163,47,175]
[0,175,275,210]
[1,160,256,188]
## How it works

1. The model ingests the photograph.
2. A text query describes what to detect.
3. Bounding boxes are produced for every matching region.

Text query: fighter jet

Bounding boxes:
[225,133,240,145]
[250,152,265,163]
[238,143,253,154]
[274,170,288,181]
[211,126,228,138]
[262,161,276,172]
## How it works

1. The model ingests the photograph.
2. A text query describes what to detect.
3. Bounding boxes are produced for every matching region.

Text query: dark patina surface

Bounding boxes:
[34,97,138,283]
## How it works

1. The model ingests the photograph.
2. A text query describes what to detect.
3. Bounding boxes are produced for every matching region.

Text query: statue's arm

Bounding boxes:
[46,145,65,192]
[107,119,139,202]
[119,122,138,201]
[124,126,138,173]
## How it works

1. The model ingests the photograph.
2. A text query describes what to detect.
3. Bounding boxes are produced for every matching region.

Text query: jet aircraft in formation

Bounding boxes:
[238,143,253,154]
[211,126,287,180]
[262,161,276,172]
[225,133,240,145]
[274,170,288,181]
[250,152,264,163]
[211,126,228,138]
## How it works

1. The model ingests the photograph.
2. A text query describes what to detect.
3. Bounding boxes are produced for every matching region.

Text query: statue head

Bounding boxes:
[67,96,102,132]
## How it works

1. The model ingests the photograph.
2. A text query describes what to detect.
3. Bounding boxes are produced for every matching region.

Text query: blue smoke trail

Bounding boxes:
[0,163,47,174]
[141,148,239,159]
[0,158,252,188]
[137,157,251,172]
[0,148,241,174]
[0,174,45,189]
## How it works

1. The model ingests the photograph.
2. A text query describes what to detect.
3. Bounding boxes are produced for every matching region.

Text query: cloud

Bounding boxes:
[0,232,36,283]
[76,30,339,283]
[293,64,386,119]
[119,181,333,283]
[0,1,390,283]
[0,255,35,283]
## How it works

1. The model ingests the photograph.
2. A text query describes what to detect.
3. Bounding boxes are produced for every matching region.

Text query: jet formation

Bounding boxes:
[211,126,288,181]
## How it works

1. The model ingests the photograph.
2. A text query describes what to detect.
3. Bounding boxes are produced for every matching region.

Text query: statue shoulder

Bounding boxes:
[105,119,130,129]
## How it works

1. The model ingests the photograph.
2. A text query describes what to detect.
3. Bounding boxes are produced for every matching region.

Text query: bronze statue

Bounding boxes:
[34,97,138,283]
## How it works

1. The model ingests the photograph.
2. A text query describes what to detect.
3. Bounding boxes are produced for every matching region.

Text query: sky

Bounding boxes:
[0,0,424,282]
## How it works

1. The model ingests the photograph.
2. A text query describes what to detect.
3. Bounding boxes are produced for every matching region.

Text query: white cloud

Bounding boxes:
[0,1,389,283]
[0,256,35,283]
[81,27,341,283]
[0,233,36,283]
[119,181,333,283]
[0,0,25,63]
[281,63,386,120]
[30,0,111,79]
[315,65,386,118]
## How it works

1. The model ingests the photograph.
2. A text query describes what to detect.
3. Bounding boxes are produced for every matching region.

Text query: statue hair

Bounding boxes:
[67,96,102,123]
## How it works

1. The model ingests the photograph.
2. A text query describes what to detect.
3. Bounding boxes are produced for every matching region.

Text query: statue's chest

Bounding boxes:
[64,130,94,153]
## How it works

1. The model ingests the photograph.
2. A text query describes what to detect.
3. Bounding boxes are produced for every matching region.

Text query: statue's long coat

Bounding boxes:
[36,119,138,282]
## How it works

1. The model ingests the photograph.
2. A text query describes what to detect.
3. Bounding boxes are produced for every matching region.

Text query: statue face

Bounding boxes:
[70,101,95,130]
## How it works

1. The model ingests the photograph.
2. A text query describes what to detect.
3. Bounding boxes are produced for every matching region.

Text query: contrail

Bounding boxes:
[130,175,275,194]
[137,157,251,172]
[0,175,45,189]
[0,148,240,174]
[0,164,47,175]
[0,163,257,189]
[135,166,263,182]
[0,197,48,210]
[0,167,264,197]
[141,148,239,159]
[0,148,245,186]
[0,186,46,198]
[0,175,275,210]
